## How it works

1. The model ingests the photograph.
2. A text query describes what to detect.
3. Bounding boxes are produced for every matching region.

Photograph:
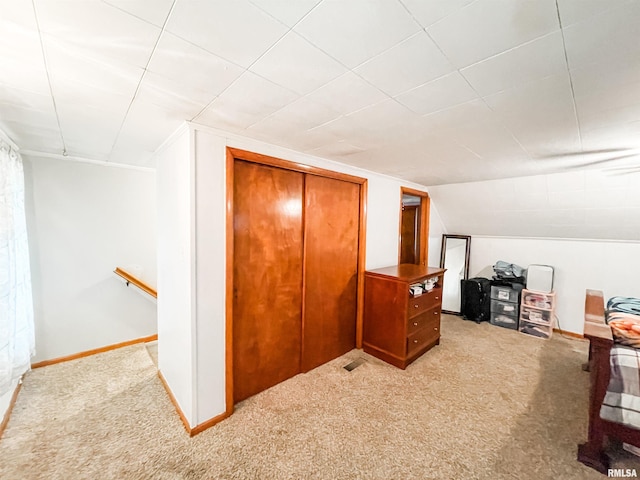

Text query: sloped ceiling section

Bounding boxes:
[428,168,640,241]
[1,0,639,184]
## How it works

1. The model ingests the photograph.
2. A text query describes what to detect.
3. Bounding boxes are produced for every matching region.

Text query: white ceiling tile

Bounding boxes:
[306,99,424,151]
[460,32,567,97]
[34,0,161,68]
[447,121,532,165]
[113,99,183,152]
[108,146,155,167]
[0,57,50,97]
[249,0,321,27]
[427,0,559,68]
[145,32,244,107]
[355,31,455,97]
[340,99,423,143]
[102,0,175,27]
[0,3,50,95]
[395,72,478,115]
[307,141,366,159]
[42,39,139,113]
[291,127,346,152]
[1,120,64,153]
[194,71,299,131]
[304,72,388,116]
[167,0,288,68]
[0,100,59,153]
[294,0,421,68]
[576,86,640,131]
[556,0,632,27]
[135,75,206,119]
[483,73,581,156]
[0,103,57,133]
[249,32,346,95]
[419,99,495,131]
[563,2,640,70]
[401,0,475,28]
[0,86,55,114]
[570,58,640,100]
[249,96,341,132]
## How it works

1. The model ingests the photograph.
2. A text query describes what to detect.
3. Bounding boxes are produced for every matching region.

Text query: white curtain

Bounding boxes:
[0,139,35,395]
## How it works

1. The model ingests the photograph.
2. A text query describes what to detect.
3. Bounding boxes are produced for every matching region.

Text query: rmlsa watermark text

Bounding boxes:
[609,469,638,478]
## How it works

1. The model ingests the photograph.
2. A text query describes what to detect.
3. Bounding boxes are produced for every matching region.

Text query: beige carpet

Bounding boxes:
[1,315,636,479]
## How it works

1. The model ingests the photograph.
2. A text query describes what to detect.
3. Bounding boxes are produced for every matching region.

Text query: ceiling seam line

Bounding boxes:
[457,30,560,72]
[99,0,159,29]
[421,28,535,164]
[192,0,329,124]
[31,0,67,156]
[555,0,583,152]
[200,0,399,131]
[107,0,179,157]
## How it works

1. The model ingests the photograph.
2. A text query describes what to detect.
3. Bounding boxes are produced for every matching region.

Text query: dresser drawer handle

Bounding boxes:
[413,339,418,344]
[433,311,438,315]
[414,304,419,308]
[413,322,418,326]
[434,327,438,331]
[435,296,439,300]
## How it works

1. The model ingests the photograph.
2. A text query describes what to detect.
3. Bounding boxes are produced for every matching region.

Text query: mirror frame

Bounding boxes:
[439,234,471,315]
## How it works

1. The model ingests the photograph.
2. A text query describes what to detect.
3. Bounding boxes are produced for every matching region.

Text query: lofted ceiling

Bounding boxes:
[1,0,640,185]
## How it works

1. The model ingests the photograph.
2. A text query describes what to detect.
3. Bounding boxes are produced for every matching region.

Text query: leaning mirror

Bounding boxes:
[439,235,471,315]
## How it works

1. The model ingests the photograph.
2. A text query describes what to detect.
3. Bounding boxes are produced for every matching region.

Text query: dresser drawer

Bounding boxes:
[407,321,440,357]
[407,306,440,335]
[408,287,442,317]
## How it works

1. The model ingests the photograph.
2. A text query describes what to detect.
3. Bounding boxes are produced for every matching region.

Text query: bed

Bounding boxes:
[578,289,640,473]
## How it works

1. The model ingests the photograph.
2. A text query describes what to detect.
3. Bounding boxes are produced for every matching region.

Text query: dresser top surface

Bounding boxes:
[365,264,446,283]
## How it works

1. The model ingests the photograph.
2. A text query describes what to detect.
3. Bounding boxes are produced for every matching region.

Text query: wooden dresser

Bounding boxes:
[363,265,446,369]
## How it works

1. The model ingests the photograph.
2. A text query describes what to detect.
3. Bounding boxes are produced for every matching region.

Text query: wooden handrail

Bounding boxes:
[114,267,157,298]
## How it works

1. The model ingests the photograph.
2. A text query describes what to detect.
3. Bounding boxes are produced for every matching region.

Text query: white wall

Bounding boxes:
[23,155,157,362]
[428,169,640,241]
[157,122,445,426]
[469,236,640,334]
[155,128,195,424]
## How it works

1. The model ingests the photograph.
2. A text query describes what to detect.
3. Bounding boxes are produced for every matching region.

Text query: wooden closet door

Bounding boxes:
[302,175,360,372]
[233,161,304,403]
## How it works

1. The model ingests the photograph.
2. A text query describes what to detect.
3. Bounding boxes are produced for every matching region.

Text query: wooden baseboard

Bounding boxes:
[31,334,158,369]
[157,370,191,434]
[190,410,233,436]
[157,370,232,437]
[0,380,23,439]
[553,328,584,339]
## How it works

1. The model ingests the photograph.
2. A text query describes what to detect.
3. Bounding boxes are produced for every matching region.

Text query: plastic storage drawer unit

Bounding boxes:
[491,285,519,303]
[490,299,519,316]
[490,311,518,329]
[522,291,555,309]
[520,306,552,325]
[519,288,555,339]
[520,320,551,339]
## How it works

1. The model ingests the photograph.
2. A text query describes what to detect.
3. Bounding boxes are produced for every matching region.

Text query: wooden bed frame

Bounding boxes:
[578,289,640,473]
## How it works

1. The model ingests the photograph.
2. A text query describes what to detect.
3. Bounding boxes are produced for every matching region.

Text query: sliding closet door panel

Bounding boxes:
[302,175,360,372]
[233,161,303,403]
